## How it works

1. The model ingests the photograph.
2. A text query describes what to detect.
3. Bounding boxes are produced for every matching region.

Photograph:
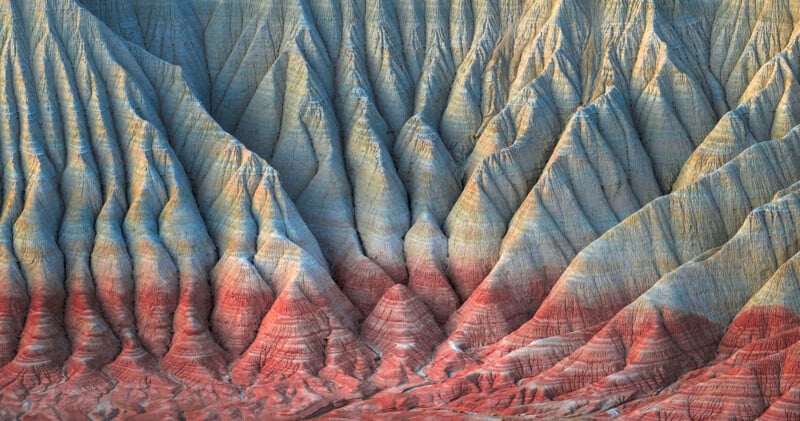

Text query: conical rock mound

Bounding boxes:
[362,284,444,387]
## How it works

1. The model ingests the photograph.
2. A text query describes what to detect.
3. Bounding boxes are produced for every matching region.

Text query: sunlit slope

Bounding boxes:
[2,0,800,418]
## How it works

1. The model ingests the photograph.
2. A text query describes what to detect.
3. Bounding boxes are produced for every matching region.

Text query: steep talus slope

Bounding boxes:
[3,0,800,419]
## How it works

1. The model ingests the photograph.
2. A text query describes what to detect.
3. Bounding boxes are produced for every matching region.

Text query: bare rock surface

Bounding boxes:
[1,0,800,419]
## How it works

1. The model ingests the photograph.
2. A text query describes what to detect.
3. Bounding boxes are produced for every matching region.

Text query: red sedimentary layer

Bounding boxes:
[625,306,800,419]
[334,256,395,314]
[210,255,276,357]
[5,255,800,420]
[407,261,460,326]
[0,288,70,391]
[362,284,444,387]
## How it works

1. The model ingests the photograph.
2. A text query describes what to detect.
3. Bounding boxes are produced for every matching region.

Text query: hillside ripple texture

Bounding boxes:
[1,0,800,419]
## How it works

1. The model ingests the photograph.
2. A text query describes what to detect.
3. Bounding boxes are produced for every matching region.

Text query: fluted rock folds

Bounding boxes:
[3,0,800,419]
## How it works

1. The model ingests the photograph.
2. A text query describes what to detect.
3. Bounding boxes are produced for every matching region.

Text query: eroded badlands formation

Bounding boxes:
[1,0,800,419]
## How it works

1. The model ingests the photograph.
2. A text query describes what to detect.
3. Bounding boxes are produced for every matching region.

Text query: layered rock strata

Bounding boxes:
[1,0,800,419]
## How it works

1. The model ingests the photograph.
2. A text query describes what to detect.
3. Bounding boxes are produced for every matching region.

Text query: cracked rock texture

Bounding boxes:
[2,0,800,419]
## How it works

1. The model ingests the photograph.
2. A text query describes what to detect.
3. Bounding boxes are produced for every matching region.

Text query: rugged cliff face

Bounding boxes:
[1,0,800,419]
